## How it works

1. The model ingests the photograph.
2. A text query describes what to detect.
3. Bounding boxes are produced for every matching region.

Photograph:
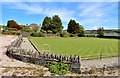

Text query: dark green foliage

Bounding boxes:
[59,31,69,37]
[97,27,104,37]
[78,33,85,37]
[67,20,85,35]
[67,20,79,34]
[31,32,45,37]
[7,20,22,30]
[51,15,63,34]
[100,36,120,39]
[41,15,63,34]
[49,62,68,75]
[7,20,17,28]
[69,34,76,37]
[79,25,85,37]
[85,34,96,37]
[41,16,52,33]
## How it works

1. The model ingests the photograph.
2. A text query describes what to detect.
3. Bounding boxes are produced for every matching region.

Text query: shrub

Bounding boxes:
[21,28,33,32]
[31,32,46,37]
[49,62,68,75]
[40,29,46,33]
[97,35,120,39]
[85,34,96,37]
[69,34,76,37]
[59,31,69,37]
[78,33,85,37]
[10,31,16,35]
[7,28,17,31]
[2,31,20,35]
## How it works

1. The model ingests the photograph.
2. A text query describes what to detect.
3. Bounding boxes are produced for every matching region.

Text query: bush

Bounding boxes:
[97,35,120,39]
[7,28,17,31]
[31,32,46,37]
[78,33,85,37]
[69,34,76,37]
[59,31,69,37]
[49,62,68,75]
[85,34,96,37]
[21,28,33,32]
[2,31,20,35]
[10,31,16,35]
[40,29,46,33]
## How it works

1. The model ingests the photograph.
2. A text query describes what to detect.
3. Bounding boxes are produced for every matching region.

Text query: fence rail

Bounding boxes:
[81,52,118,60]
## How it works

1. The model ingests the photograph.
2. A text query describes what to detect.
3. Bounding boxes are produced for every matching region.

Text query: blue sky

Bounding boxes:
[1,2,118,30]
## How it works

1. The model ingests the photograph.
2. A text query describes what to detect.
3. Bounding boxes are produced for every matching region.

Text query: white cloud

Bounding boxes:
[78,2,117,18]
[77,2,118,29]
[7,3,43,14]
[4,2,75,23]
[78,3,107,18]
[2,2,118,30]
[43,7,75,22]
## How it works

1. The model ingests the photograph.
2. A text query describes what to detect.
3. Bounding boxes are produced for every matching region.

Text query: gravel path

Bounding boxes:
[81,57,118,69]
[0,35,49,76]
[0,35,34,67]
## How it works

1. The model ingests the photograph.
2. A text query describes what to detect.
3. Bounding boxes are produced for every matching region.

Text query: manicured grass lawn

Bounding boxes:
[29,37,118,59]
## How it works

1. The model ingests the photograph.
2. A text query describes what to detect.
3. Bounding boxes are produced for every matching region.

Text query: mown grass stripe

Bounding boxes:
[30,37,118,59]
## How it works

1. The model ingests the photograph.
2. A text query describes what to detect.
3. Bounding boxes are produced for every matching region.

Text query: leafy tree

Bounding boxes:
[29,23,39,32]
[97,27,104,37]
[67,20,76,34]
[41,16,52,33]
[41,15,63,34]
[7,20,22,30]
[51,15,63,34]
[78,25,85,37]
[67,20,84,34]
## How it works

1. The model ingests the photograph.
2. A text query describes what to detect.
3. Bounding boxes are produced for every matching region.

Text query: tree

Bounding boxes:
[41,16,52,33]
[29,23,39,32]
[41,15,63,34]
[78,25,85,37]
[67,20,76,34]
[67,20,81,34]
[51,15,63,34]
[97,27,104,37]
[7,20,22,30]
